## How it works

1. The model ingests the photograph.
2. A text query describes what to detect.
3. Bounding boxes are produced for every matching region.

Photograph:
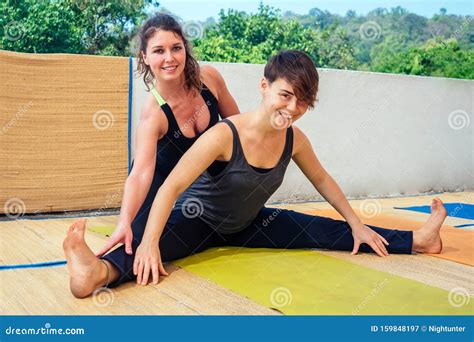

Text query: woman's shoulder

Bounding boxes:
[200,64,224,98]
[291,125,306,141]
[205,115,236,138]
[141,91,164,119]
[138,91,167,136]
[290,125,311,156]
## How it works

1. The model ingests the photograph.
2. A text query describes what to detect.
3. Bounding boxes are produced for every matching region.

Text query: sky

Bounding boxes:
[158,0,473,21]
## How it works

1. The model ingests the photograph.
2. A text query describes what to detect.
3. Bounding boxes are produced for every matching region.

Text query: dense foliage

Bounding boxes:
[0,0,159,55]
[1,1,472,79]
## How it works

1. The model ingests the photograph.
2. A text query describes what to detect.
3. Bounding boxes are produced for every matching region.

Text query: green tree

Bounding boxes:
[194,4,357,69]
[1,1,472,79]
[0,0,158,55]
[0,0,83,53]
[371,38,474,79]
[307,7,337,29]
[284,5,473,79]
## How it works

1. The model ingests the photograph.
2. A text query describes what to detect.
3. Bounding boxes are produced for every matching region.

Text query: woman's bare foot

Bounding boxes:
[412,198,447,254]
[63,219,108,298]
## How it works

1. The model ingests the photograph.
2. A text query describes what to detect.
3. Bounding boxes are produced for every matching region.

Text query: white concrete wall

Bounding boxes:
[131,60,473,201]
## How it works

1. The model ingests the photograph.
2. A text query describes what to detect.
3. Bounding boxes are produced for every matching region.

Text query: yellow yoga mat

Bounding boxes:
[174,247,474,315]
[89,225,114,236]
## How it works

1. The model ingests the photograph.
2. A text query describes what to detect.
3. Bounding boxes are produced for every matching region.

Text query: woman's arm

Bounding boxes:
[291,127,389,257]
[291,127,360,224]
[96,97,163,256]
[142,123,230,242]
[119,101,163,223]
[134,123,232,284]
[201,65,240,118]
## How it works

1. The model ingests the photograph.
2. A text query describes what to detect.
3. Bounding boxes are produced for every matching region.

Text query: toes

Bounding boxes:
[74,219,86,230]
[431,198,446,213]
[434,199,447,215]
[435,198,445,207]
[72,220,80,228]
[69,219,87,237]
[68,222,80,234]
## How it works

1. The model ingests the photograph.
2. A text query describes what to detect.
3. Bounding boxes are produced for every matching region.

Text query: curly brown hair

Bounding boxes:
[135,13,201,93]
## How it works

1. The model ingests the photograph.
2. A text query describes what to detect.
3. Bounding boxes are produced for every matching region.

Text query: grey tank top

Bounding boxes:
[174,119,294,234]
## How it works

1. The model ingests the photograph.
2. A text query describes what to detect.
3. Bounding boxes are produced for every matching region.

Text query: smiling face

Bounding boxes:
[260,77,309,130]
[143,29,186,83]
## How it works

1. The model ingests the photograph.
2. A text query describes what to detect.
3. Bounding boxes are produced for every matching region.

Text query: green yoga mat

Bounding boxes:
[89,225,114,236]
[174,247,474,315]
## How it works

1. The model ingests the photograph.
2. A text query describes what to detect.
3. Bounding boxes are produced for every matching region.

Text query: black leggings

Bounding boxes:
[102,207,413,287]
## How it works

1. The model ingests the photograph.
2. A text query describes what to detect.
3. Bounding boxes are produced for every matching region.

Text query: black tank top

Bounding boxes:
[132,84,220,225]
[175,119,294,234]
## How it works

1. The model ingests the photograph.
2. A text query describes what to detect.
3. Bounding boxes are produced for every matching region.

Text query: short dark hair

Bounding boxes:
[264,50,319,109]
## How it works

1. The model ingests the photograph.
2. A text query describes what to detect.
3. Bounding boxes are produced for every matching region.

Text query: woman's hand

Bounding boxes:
[95,221,134,257]
[350,222,389,257]
[133,239,169,285]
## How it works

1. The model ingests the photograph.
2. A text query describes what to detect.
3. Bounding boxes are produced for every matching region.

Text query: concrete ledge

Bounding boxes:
[132,60,473,201]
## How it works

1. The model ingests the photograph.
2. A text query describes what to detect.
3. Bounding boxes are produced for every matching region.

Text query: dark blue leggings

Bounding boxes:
[102,207,413,287]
